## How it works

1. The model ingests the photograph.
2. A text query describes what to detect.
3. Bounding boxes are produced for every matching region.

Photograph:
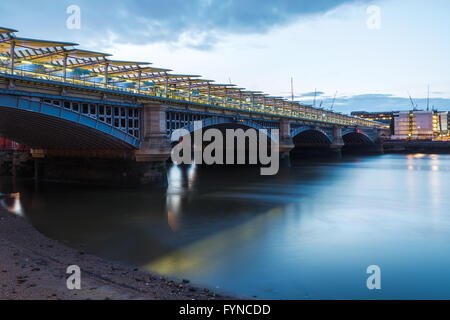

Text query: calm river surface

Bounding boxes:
[2,154,450,299]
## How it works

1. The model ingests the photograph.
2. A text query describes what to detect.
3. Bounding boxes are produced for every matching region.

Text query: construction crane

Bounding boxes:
[291,77,294,102]
[313,88,317,107]
[330,91,337,111]
[408,91,417,110]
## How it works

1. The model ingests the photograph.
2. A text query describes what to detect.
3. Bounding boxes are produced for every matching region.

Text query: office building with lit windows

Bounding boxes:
[353,110,449,140]
[351,111,396,134]
[391,111,448,140]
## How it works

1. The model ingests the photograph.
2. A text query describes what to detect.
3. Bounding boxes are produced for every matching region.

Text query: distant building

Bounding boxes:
[391,111,448,140]
[351,111,396,134]
[352,110,449,140]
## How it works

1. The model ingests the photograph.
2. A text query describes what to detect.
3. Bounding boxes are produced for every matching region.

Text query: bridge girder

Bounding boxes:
[0,93,140,150]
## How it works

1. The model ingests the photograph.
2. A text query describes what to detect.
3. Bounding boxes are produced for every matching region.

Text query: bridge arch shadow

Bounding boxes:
[342,131,376,155]
[290,128,334,159]
[342,132,375,145]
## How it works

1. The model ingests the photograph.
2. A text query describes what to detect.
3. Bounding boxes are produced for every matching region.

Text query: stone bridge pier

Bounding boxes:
[135,103,171,162]
[330,127,345,159]
[279,119,295,167]
[372,128,385,154]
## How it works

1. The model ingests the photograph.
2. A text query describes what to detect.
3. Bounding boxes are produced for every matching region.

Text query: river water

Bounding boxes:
[1,154,450,299]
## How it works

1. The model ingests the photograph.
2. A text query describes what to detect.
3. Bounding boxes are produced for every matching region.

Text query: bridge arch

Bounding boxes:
[342,130,375,145]
[0,94,141,149]
[291,127,333,145]
[172,117,277,142]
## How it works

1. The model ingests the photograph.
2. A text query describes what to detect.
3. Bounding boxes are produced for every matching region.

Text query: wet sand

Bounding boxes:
[0,204,235,300]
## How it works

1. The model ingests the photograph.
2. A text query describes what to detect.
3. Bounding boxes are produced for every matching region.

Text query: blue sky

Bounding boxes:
[1,0,449,113]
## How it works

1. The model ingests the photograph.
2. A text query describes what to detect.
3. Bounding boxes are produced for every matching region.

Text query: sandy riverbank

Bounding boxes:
[0,201,234,300]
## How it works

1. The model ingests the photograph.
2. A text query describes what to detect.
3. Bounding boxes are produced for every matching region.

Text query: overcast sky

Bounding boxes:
[1,0,449,113]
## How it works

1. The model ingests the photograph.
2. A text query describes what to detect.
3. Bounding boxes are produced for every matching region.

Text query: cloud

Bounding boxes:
[299,91,326,97]
[297,93,450,114]
[0,0,370,50]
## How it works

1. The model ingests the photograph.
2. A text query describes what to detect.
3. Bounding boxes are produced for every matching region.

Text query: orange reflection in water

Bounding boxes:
[0,193,24,217]
[167,210,180,232]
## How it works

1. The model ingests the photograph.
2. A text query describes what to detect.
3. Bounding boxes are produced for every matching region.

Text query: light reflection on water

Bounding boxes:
[0,193,24,217]
[1,154,450,299]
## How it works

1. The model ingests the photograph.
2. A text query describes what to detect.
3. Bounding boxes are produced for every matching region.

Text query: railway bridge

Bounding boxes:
[0,27,389,186]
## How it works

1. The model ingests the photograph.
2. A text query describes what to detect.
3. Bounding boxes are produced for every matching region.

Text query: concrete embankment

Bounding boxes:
[0,201,233,300]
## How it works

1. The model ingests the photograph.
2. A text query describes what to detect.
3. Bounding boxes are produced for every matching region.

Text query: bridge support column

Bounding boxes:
[135,103,171,162]
[33,158,44,188]
[373,129,385,155]
[279,119,294,167]
[31,149,44,185]
[331,127,344,159]
[133,103,171,186]
[11,152,17,179]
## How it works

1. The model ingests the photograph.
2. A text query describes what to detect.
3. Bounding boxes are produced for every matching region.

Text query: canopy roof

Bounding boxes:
[0,26,373,121]
[142,74,202,84]
[67,49,112,59]
[165,79,215,88]
[76,59,150,70]
[8,36,77,49]
[105,60,151,67]
[0,36,77,54]
[111,66,172,78]
[0,27,17,34]
[11,48,111,65]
